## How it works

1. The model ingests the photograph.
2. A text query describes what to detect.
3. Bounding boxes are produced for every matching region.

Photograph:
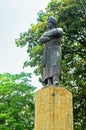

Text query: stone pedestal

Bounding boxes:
[35,86,73,130]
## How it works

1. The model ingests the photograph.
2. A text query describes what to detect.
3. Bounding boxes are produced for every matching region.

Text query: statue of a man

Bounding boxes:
[39,16,63,85]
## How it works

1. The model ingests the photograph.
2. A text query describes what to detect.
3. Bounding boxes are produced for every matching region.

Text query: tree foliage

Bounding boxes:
[15,0,86,129]
[0,72,35,130]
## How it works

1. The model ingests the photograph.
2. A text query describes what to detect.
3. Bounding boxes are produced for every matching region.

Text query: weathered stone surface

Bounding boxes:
[35,86,73,130]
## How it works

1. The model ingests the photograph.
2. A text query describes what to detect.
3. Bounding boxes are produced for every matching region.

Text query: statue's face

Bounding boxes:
[47,20,54,29]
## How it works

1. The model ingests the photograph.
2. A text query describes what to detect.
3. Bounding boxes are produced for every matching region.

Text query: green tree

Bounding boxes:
[0,72,35,130]
[15,0,86,129]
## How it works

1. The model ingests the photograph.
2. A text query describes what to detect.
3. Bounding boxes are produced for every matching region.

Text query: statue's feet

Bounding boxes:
[52,75,59,86]
[53,80,59,86]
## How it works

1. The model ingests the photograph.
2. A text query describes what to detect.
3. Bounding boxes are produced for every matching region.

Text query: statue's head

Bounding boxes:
[47,16,57,29]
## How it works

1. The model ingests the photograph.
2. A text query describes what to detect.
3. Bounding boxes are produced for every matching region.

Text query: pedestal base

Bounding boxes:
[35,86,73,130]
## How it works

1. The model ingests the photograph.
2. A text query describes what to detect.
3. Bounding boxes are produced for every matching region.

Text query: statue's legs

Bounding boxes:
[47,75,60,85]
[48,78,52,85]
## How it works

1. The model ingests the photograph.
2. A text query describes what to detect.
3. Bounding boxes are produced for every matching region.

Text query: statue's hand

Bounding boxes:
[39,34,51,43]
[37,39,42,46]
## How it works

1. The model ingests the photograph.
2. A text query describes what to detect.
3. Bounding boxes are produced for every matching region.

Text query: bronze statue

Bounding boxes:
[39,16,63,85]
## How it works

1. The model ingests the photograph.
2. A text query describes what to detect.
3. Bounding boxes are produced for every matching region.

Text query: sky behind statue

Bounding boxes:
[0,0,50,88]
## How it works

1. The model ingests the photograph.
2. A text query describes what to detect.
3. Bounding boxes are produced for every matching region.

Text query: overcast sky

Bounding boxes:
[0,0,50,88]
